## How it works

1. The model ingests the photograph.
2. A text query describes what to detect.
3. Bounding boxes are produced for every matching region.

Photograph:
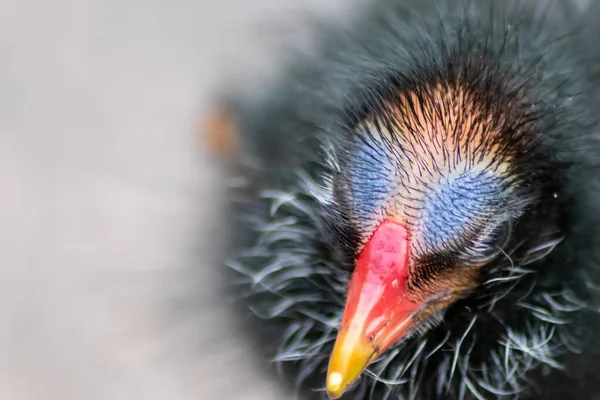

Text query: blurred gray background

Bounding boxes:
[4,0,595,399]
[0,0,356,399]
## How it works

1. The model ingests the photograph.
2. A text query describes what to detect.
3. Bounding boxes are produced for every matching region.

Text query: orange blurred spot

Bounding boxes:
[202,107,239,160]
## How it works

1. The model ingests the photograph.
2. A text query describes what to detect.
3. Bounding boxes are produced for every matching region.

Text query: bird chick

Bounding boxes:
[212,1,600,399]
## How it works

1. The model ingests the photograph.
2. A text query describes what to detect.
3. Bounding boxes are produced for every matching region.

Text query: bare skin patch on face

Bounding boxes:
[349,84,516,256]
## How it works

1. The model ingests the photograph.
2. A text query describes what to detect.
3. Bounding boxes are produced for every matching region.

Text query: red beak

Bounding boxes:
[326,220,422,399]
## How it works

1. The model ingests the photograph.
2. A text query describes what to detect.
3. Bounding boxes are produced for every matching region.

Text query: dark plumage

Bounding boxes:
[216,1,600,399]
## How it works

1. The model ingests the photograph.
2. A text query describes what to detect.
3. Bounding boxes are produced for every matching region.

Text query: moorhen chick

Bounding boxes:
[209,0,600,398]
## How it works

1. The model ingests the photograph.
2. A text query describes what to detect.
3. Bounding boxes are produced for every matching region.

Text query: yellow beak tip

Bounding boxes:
[327,372,343,390]
[326,372,345,399]
[326,332,375,399]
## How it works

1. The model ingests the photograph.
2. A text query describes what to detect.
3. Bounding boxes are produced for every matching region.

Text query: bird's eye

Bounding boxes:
[464,220,513,264]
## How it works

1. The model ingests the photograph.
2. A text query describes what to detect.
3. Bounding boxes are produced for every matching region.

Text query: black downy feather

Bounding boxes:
[220,1,600,399]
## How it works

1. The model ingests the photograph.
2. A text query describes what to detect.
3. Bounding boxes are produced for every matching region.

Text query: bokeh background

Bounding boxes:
[4,0,596,399]
[0,0,360,399]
